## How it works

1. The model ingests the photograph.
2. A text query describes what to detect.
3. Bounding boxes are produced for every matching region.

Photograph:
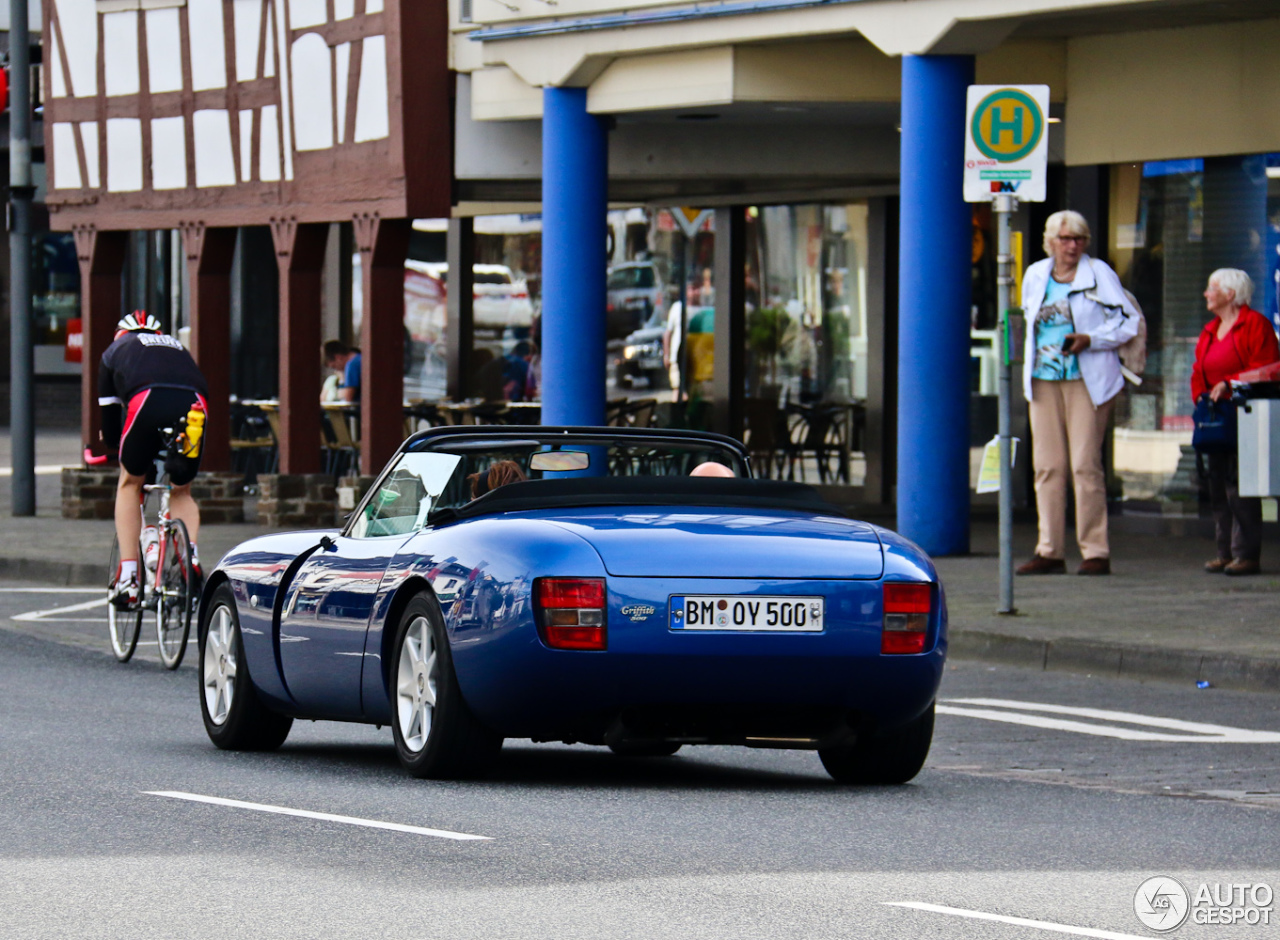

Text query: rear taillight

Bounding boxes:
[882,582,932,654]
[534,578,606,650]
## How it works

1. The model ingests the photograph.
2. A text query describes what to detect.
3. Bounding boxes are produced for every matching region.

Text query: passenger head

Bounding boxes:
[468,459,528,498]
[690,461,735,478]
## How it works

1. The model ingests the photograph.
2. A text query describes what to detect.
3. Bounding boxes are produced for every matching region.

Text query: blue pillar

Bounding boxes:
[897,54,974,556]
[541,87,608,426]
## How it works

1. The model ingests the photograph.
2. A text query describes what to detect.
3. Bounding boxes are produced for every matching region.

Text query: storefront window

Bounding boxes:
[398,216,542,403]
[743,204,869,404]
[1108,153,1279,501]
[33,232,82,376]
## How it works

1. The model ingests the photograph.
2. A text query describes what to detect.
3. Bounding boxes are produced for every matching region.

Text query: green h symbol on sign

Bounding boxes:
[990,105,1024,146]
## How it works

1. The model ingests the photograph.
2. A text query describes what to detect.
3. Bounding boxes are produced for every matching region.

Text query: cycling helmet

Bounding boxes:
[116,310,162,334]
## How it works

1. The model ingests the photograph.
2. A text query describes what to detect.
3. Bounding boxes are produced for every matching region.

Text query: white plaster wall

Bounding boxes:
[80,122,101,188]
[260,104,282,180]
[146,8,183,92]
[334,0,353,19]
[335,41,350,143]
[365,0,382,13]
[48,26,66,97]
[353,34,388,142]
[289,0,325,28]
[106,118,143,191]
[151,116,187,189]
[239,110,254,180]
[193,109,237,185]
[273,0,293,178]
[188,0,227,90]
[232,0,263,82]
[51,123,81,189]
[102,11,140,96]
[291,33,333,150]
[54,0,98,96]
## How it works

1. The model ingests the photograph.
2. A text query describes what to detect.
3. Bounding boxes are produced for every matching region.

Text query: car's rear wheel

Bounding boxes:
[391,594,503,779]
[200,583,293,751]
[608,742,682,757]
[819,703,934,784]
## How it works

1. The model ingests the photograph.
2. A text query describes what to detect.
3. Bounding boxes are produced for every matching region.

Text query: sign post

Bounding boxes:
[964,85,1049,615]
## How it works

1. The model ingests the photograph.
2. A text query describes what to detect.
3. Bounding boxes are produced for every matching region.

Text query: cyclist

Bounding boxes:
[98,311,209,607]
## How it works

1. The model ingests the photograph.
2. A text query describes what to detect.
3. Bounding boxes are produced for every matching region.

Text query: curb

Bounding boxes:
[949,629,1280,695]
[0,557,102,588]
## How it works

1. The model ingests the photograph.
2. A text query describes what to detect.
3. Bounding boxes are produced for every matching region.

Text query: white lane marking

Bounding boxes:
[939,698,1280,743]
[145,791,492,841]
[0,465,70,477]
[13,596,111,622]
[0,588,102,594]
[885,902,1149,940]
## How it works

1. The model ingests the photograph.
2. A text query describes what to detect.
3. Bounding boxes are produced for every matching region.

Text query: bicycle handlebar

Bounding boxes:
[84,447,113,466]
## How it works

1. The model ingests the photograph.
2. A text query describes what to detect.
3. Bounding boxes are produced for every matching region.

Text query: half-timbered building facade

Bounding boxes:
[44,0,449,475]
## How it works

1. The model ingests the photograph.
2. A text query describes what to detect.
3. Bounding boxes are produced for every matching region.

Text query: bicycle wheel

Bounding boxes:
[155,519,193,669]
[107,535,143,662]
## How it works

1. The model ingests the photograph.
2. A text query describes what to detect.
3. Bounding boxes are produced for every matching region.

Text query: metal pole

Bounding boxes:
[9,0,35,516]
[995,192,1017,613]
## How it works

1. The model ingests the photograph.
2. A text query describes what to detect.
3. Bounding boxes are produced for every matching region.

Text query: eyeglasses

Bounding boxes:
[1056,235,1088,244]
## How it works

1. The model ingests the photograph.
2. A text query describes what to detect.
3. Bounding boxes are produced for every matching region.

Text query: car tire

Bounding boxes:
[608,742,682,757]
[391,594,503,779]
[819,702,934,785]
[199,583,293,751]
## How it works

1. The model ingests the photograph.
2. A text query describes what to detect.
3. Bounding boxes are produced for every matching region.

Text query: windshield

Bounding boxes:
[406,432,750,515]
[348,452,462,538]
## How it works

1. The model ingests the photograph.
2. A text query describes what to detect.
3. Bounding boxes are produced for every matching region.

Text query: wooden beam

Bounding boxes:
[271,219,328,474]
[183,223,238,471]
[354,213,409,475]
[75,227,129,456]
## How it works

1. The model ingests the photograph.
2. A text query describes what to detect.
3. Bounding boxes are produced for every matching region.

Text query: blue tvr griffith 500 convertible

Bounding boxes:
[198,426,945,783]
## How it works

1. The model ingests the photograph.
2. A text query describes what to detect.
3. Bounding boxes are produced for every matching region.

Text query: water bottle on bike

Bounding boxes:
[141,525,160,576]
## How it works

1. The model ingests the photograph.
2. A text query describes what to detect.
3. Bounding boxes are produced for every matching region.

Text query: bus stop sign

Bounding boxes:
[964,85,1049,203]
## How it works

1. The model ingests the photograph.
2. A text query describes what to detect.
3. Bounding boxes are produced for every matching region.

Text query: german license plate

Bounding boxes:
[670,595,824,632]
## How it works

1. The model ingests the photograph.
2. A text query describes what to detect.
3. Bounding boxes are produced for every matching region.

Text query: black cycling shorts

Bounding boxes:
[119,387,207,484]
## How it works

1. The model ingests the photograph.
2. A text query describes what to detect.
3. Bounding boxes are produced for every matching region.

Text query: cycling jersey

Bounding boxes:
[98,332,208,406]
[98,332,209,457]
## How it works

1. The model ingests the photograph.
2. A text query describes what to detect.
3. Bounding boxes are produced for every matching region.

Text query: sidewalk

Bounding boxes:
[3,431,1278,692]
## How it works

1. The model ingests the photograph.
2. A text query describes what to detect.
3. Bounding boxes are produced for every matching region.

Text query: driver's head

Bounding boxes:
[468,459,528,498]
[691,461,735,478]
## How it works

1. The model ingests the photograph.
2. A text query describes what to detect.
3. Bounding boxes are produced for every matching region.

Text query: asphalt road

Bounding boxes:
[2,583,1278,940]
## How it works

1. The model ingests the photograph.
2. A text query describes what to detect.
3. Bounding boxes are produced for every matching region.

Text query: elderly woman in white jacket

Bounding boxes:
[1017,210,1140,577]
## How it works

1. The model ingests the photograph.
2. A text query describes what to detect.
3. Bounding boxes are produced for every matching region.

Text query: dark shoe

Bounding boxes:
[1016,555,1066,575]
[1224,559,1260,576]
[1077,557,1111,576]
[1204,557,1231,574]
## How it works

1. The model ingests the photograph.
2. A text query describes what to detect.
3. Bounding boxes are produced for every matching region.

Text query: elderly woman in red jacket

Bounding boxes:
[1192,268,1280,575]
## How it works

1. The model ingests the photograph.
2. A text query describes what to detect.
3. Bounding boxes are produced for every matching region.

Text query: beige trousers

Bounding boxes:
[1029,379,1115,561]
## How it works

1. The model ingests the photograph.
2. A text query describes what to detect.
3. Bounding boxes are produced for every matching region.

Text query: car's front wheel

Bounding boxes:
[391,594,503,779]
[200,583,293,751]
[819,703,934,784]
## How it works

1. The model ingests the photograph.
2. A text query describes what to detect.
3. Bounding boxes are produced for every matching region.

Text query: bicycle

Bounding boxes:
[93,423,198,669]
